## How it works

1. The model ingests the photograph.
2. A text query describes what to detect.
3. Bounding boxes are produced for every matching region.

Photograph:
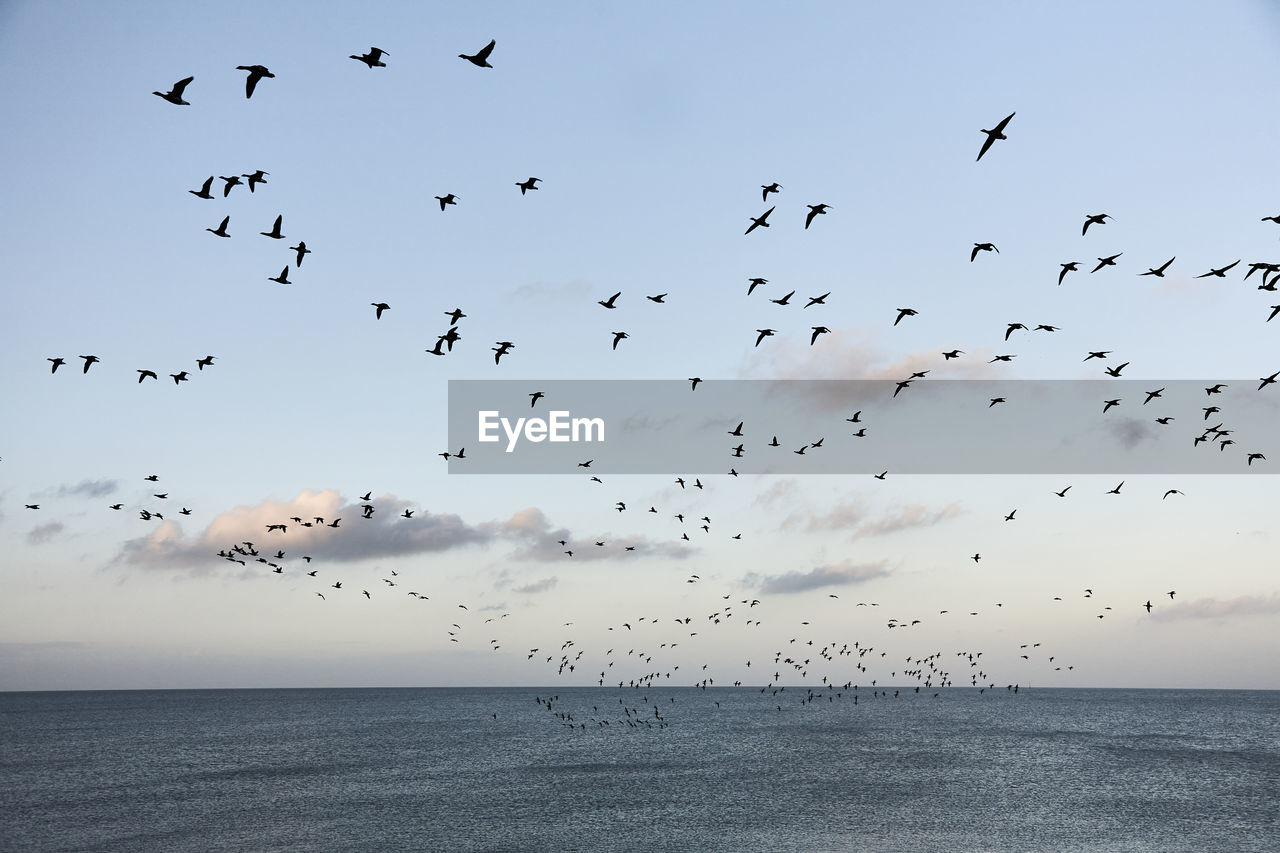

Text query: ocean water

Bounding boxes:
[1,687,1277,852]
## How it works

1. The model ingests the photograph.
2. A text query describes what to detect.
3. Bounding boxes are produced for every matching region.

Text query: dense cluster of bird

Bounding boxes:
[20,42,1278,730]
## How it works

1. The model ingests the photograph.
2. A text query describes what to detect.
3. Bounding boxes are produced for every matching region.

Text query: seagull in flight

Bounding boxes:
[976,111,1015,161]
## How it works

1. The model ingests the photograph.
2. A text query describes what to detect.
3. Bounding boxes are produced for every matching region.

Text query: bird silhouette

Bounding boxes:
[206,216,230,238]
[1082,213,1112,235]
[745,207,775,235]
[371,302,390,319]
[236,65,274,99]
[351,48,389,68]
[188,177,214,199]
[976,111,1015,161]
[268,266,291,285]
[260,215,285,239]
[804,204,830,229]
[435,194,458,211]
[153,76,193,105]
[516,177,541,195]
[459,39,496,68]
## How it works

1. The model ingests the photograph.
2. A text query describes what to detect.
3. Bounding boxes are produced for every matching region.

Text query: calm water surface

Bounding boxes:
[2,687,1278,852]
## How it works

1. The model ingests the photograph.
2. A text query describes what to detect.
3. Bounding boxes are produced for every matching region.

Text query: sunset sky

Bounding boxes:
[2,1,1278,690]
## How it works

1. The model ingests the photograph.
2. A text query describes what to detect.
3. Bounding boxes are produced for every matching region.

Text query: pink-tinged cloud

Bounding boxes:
[114,492,689,572]
[785,499,964,539]
[1150,594,1280,622]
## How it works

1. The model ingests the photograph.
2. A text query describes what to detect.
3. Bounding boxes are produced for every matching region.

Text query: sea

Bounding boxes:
[1,687,1277,852]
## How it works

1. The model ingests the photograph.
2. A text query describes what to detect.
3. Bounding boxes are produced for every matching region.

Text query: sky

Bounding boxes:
[1,1,1278,690]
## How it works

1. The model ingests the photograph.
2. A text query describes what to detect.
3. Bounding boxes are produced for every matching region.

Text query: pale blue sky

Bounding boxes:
[1,1,1278,690]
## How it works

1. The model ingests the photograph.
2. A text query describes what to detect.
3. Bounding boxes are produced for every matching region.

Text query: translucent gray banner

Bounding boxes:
[446,380,1277,474]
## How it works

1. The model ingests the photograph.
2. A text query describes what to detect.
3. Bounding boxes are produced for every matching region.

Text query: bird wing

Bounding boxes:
[476,39,496,60]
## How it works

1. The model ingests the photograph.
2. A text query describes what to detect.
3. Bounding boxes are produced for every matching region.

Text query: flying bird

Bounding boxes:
[971,243,998,262]
[745,207,775,235]
[611,331,629,350]
[290,242,310,266]
[976,111,1015,161]
[351,47,389,68]
[79,355,100,374]
[1196,260,1240,279]
[459,39,496,68]
[761,182,782,201]
[1092,253,1122,272]
[268,266,291,285]
[260,215,285,239]
[754,329,776,346]
[1058,262,1080,285]
[516,177,540,195]
[206,215,230,238]
[188,177,215,199]
[598,292,621,309]
[371,302,390,319]
[153,76,193,105]
[243,170,268,192]
[1141,257,1175,277]
[236,65,274,98]
[435,194,458,211]
[894,308,917,326]
[804,204,830,229]
[1081,213,1112,235]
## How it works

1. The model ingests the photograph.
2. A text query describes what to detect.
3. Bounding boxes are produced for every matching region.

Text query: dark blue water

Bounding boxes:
[2,687,1277,852]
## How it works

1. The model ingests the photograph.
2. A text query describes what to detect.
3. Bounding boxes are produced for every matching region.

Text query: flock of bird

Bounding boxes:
[19,40,1279,729]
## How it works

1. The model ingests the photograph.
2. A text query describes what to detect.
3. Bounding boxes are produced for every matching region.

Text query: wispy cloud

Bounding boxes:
[785,499,964,539]
[745,559,890,594]
[27,522,65,544]
[1150,594,1280,622]
[513,577,558,594]
[55,479,118,499]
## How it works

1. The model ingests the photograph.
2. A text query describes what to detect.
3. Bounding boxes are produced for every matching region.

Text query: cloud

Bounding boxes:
[745,559,890,594]
[113,493,689,573]
[1150,594,1280,622]
[27,522,65,544]
[513,577,558,594]
[502,506,692,562]
[56,479,118,499]
[752,478,799,508]
[1105,416,1155,450]
[785,499,964,538]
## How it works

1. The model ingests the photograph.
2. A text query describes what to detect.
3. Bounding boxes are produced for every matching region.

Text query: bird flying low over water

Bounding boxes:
[459,39,496,68]
[351,47,388,68]
[236,65,274,99]
[976,111,1014,161]
[153,76,193,105]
